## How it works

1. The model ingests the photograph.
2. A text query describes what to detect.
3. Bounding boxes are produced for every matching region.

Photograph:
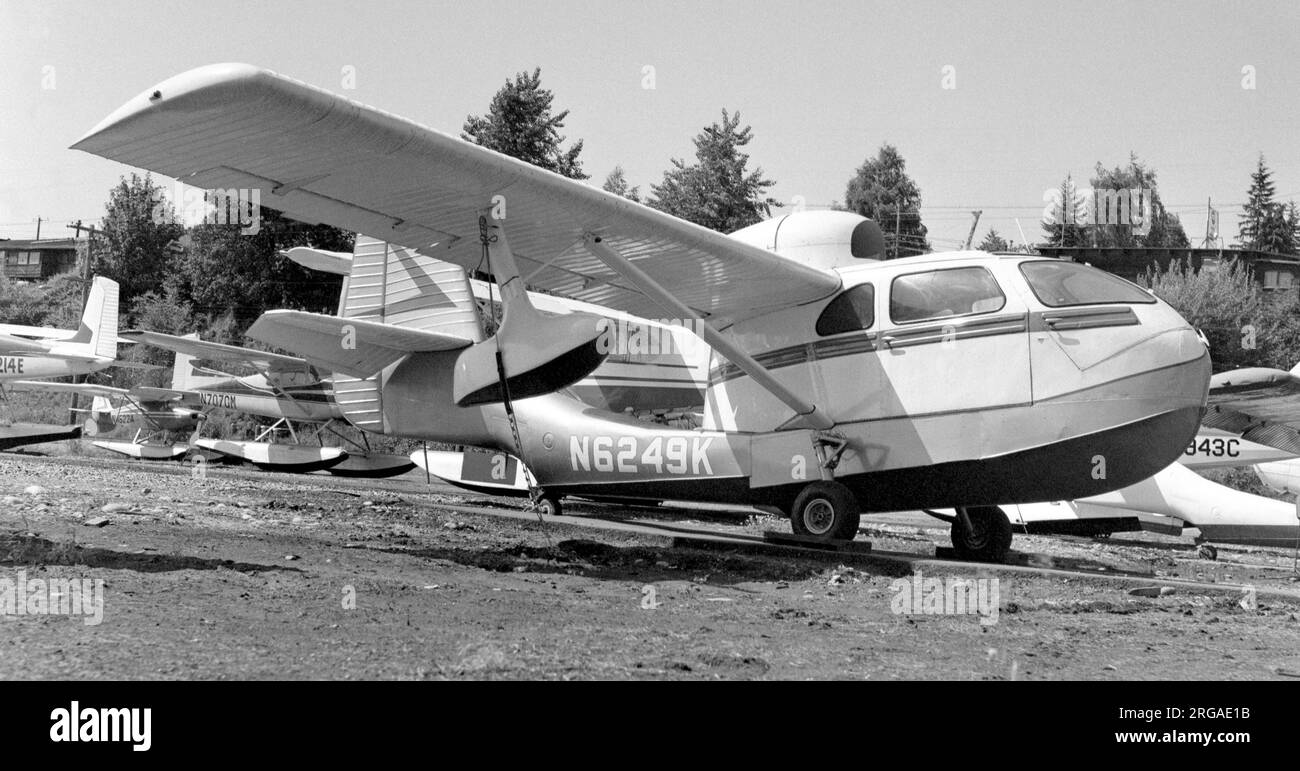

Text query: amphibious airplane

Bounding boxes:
[72,63,1211,561]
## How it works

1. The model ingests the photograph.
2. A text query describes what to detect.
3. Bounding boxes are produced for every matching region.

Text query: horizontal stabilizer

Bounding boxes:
[121,329,311,374]
[247,310,473,378]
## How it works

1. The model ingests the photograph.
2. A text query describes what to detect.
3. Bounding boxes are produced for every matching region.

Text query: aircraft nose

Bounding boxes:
[1028,297,1210,488]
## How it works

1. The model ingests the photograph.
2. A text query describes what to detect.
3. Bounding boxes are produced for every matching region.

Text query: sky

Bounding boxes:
[2,0,1298,251]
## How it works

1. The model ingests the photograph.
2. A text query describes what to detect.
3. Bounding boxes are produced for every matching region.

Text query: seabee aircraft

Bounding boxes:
[71,64,1212,561]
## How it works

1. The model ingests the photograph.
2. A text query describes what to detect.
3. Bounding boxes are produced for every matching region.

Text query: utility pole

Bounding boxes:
[895,206,902,259]
[964,210,983,250]
[34,216,42,240]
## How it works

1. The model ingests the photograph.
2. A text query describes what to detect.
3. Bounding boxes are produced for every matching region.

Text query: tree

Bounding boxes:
[462,68,587,179]
[602,166,641,203]
[1238,154,1278,249]
[1041,175,1088,248]
[845,144,929,258]
[1088,154,1189,249]
[649,110,778,233]
[977,229,1009,252]
[173,207,349,335]
[1143,257,1300,372]
[97,173,186,305]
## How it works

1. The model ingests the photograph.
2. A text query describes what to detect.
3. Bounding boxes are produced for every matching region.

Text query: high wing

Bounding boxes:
[71,63,841,325]
[7,380,130,399]
[0,334,51,355]
[1202,366,1300,455]
[7,379,189,405]
[0,325,126,345]
[120,329,312,375]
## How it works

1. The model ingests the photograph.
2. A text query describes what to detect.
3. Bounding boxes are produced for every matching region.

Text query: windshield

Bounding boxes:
[1019,260,1156,307]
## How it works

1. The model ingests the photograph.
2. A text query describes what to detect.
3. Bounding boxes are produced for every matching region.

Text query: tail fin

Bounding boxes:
[90,395,114,415]
[67,277,119,359]
[169,333,226,391]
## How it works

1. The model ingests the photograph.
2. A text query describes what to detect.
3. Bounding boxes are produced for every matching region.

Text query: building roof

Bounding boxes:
[0,238,79,250]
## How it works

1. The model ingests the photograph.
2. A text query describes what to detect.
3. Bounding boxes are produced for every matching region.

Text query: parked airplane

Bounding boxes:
[0,276,119,382]
[0,276,121,449]
[8,379,204,459]
[72,63,1212,561]
[126,331,414,476]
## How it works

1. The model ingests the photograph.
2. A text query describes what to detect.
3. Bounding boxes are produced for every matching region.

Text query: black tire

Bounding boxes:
[536,495,562,517]
[1198,543,1218,561]
[951,505,1013,563]
[790,481,861,541]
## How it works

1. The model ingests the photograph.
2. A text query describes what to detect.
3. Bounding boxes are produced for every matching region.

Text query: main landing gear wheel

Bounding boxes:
[535,495,562,517]
[1197,543,1219,561]
[790,481,860,541]
[951,505,1013,563]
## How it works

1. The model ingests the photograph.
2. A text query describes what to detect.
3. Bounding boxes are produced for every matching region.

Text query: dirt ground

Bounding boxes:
[2,449,1299,680]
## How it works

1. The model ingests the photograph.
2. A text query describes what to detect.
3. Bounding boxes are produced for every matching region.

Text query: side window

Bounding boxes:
[889,267,1005,324]
[816,284,875,336]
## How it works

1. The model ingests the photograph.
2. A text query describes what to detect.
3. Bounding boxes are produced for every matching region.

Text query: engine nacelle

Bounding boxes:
[453,304,608,406]
[727,210,887,272]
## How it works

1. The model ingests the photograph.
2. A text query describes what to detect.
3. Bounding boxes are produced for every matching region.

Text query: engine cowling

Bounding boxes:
[727,210,887,272]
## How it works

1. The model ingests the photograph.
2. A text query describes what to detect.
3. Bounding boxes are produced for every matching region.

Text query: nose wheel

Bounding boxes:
[950,505,1013,563]
[789,481,861,541]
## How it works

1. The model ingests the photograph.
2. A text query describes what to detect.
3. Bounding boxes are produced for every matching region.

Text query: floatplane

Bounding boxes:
[0,276,120,449]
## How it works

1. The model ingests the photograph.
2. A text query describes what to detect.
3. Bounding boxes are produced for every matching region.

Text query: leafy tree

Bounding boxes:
[1143,257,1300,371]
[1088,154,1189,249]
[845,144,929,258]
[977,229,1009,252]
[97,173,186,305]
[462,68,587,179]
[602,166,641,203]
[1041,175,1088,247]
[1238,154,1278,249]
[173,207,349,335]
[649,110,778,233]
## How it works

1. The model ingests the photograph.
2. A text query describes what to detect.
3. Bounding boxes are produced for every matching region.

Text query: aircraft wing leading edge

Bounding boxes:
[71,63,841,325]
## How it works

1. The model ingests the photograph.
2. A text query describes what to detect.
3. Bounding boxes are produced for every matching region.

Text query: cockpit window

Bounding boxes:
[1019,260,1156,307]
[889,267,1005,324]
[816,283,874,336]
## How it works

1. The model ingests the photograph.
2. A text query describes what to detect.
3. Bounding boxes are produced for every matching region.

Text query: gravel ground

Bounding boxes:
[2,450,1299,680]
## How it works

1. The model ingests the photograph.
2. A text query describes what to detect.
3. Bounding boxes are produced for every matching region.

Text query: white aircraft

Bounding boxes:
[0,276,119,381]
[71,64,1212,561]
[0,276,122,449]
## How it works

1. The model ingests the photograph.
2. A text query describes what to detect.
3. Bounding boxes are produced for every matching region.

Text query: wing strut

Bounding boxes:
[583,234,833,431]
